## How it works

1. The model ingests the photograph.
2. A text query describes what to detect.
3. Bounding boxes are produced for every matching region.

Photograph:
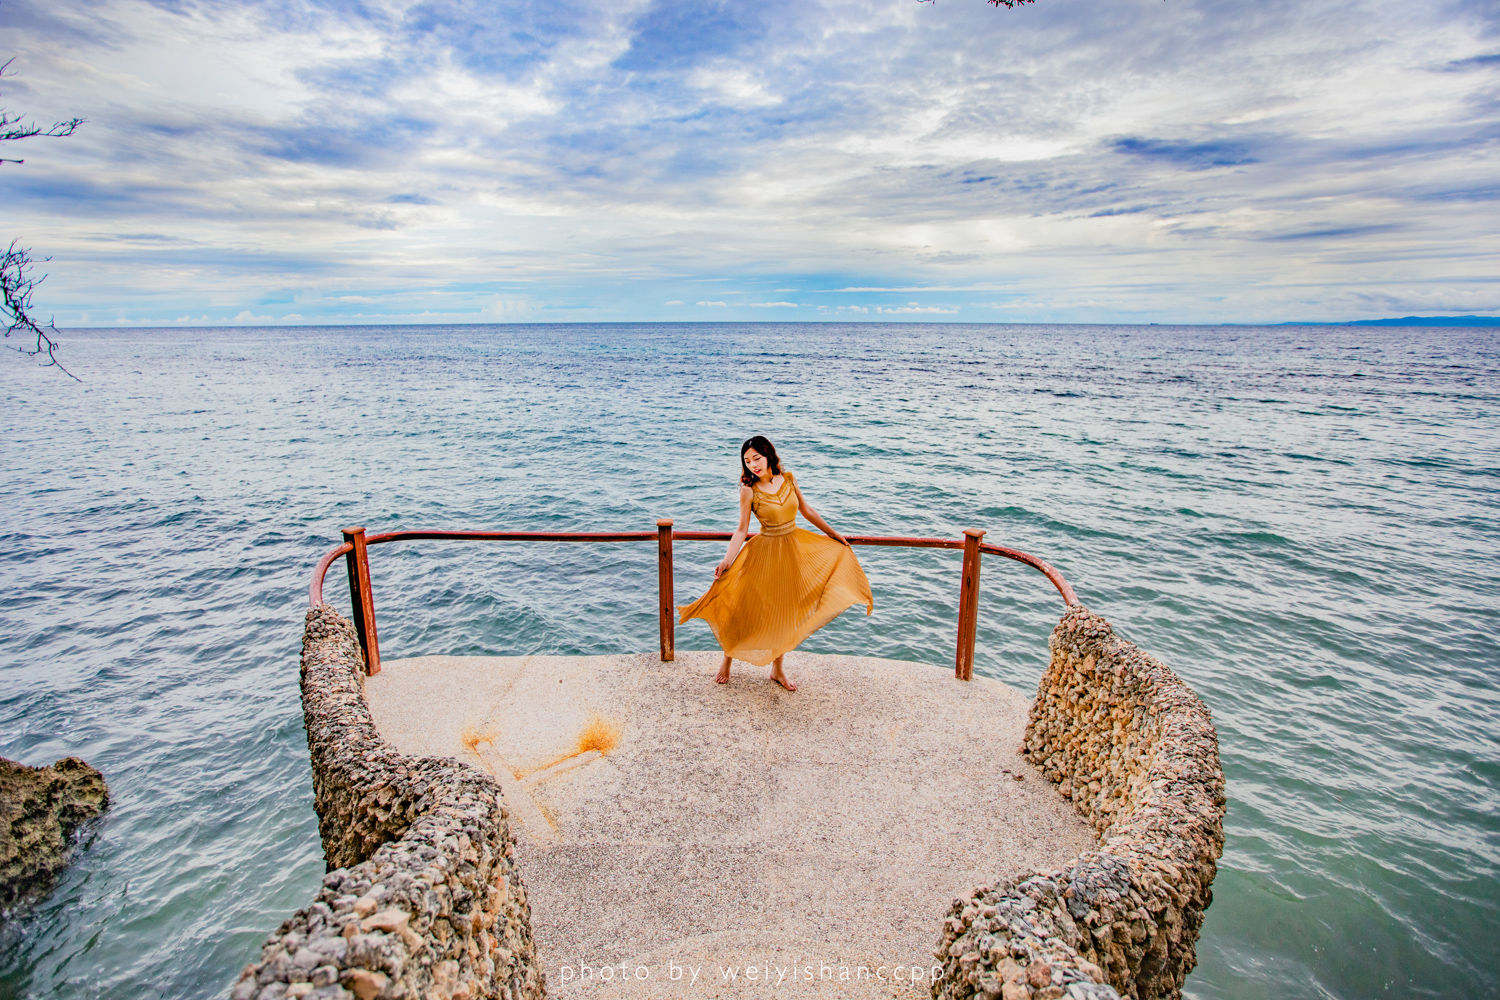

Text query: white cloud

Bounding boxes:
[230,310,278,324]
[480,296,537,320]
[3,0,1496,324]
[875,302,960,315]
[686,65,781,108]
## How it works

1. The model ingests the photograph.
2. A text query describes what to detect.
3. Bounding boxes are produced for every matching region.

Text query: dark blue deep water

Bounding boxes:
[1,323,1496,999]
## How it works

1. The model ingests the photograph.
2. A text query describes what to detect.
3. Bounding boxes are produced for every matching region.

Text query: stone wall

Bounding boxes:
[230,604,544,1000]
[933,605,1226,1000]
[238,600,1220,1000]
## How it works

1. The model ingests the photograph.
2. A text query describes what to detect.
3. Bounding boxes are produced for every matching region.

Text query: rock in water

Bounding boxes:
[0,756,110,918]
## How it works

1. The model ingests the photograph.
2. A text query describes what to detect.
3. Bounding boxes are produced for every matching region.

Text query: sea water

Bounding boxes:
[1,322,1495,999]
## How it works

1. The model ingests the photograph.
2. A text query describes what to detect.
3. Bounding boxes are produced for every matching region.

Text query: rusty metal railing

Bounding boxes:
[308,522,1078,681]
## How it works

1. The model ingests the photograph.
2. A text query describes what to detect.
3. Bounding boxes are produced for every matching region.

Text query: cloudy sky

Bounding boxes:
[1,0,1497,326]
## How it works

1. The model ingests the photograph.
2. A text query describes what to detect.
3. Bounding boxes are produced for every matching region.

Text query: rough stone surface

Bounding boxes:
[0,754,109,919]
[362,646,1097,999]
[239,600,1222,1000]
[932,605,1227,1000]
[229,604,544,1000]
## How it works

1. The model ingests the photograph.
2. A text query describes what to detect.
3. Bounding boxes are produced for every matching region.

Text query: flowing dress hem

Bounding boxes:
[710,590,873,666]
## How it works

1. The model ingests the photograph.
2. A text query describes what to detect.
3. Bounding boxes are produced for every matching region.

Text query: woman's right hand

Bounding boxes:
[714,560,729,579]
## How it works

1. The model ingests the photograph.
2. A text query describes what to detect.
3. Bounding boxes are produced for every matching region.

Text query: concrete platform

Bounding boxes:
[364,650,1096,1000]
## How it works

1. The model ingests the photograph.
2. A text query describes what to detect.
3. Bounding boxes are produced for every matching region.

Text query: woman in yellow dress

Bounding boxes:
[677,436,874,691]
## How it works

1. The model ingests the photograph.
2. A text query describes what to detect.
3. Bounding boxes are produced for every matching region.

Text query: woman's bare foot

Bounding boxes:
[769,656,797,691]
[715,658,731,684]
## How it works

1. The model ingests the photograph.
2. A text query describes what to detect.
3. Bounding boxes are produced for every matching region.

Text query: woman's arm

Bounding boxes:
[792,477,850,545]
[715,486,754,577]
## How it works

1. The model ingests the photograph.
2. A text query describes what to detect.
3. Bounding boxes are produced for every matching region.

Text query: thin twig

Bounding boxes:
[1,57,84,379]
[2,240,80,380]
[0,58,84,162]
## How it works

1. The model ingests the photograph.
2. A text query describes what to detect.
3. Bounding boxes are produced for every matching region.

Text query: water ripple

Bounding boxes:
[1,323,1497,999]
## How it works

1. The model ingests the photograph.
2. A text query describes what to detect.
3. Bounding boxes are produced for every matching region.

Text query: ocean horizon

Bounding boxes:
[49,314,1500,329]
[2,321,1496,999]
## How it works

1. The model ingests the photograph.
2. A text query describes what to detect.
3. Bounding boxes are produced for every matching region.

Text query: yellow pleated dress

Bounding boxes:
[676,471,874,666]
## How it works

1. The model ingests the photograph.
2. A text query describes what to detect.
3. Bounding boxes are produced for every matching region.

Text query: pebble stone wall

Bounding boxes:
[933,605,1226,1000]
[229,604,544,1000]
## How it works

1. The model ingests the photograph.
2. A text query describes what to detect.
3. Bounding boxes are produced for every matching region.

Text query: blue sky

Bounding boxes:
[1,0,1497,325]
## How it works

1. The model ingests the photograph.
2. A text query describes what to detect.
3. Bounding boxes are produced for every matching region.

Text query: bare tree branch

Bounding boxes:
[1,241,79,380]
[915,0,1037,6]
[2,57,83,379]
[0,59,84,164]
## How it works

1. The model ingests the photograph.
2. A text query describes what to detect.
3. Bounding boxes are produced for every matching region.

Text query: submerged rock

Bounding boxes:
[0,755,109,918]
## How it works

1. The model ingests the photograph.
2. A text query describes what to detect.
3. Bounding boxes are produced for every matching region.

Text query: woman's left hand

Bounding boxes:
[829,531,849,546]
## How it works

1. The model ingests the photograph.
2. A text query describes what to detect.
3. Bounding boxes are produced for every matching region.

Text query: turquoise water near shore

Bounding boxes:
[1,322,1496,999]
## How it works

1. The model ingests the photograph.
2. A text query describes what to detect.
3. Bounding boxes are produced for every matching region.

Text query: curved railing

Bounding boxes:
[308,521,1079,679]
[274,528,1226,1000]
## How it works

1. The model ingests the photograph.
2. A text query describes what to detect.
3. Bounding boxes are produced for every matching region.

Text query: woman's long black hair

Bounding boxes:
[739,435,782,487]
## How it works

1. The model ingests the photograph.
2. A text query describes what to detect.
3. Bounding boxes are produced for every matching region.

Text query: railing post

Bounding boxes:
[342,526,381,676]
[657,518,675,661]
[955,528,985,680]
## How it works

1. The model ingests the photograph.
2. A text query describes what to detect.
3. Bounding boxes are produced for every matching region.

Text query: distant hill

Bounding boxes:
[1283,315,1500,327]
